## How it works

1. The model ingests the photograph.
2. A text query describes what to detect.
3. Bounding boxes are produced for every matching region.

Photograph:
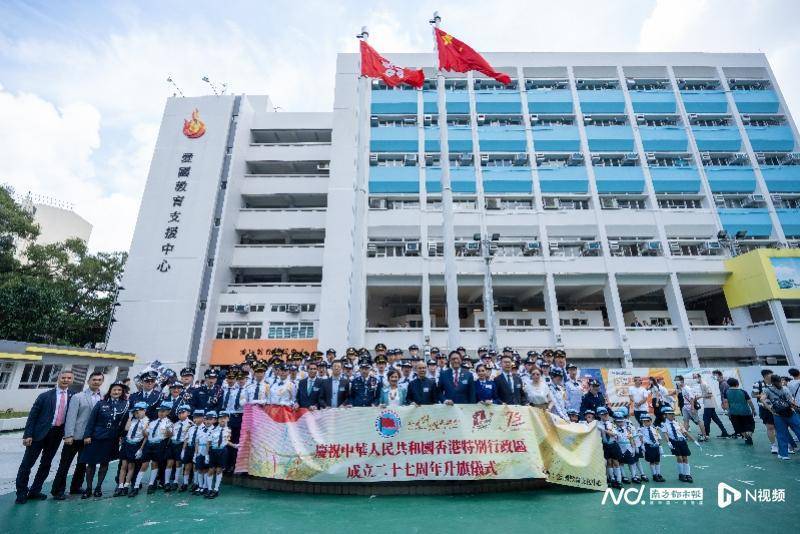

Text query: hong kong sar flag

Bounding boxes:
[360,40,424,88]
[434,28,511,85]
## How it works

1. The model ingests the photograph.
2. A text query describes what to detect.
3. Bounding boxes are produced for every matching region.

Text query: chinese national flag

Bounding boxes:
[360,40,424,89]
[434,28,511,85]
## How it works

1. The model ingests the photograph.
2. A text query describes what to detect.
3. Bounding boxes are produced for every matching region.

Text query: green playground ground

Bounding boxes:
[2,425,798,534]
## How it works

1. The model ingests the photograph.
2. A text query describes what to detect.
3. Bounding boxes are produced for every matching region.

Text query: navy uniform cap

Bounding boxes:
[566,409,579,416]
[566,363,578,370]
[133,401,149,410]
[218,410,230,417]
[180,367,194,377]
[177,404,191,413]
[408,344,419,350]
[427,359,437,366]
[170,382,184,389]
[639,413,652,420]
[661,406,675,414]
[596,407,609,414]
[583,409,595,416]
[158,401,173,410]
[204,411,218,418]
[193,409,205,417]
[358,361,371,368]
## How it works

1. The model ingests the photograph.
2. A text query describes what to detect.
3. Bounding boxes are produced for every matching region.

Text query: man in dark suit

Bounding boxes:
[296,362,322,409]
[438,351,476,404]
[494,355,525,405]
[406,360,438,405]
[319,360,350,408]
[16,369,75,504]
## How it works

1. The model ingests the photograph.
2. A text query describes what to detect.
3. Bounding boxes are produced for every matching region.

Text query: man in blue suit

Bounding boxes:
[438,351,476,404]
[16,369,75,504]
[296,362,323,409]
[406,360,438,405]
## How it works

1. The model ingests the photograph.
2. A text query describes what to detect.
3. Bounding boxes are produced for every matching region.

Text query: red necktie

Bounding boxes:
[453,371,458,386]
[55,391,66,426]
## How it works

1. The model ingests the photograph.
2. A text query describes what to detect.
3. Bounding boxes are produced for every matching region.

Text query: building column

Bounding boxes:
[730,306,753,326]
[604,274,632,367]
[664,273,699,367]
[767,299,800,366]
[543,273,563,347]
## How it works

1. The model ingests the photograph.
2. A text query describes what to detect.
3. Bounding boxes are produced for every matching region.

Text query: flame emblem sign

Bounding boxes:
[183,108,206,138]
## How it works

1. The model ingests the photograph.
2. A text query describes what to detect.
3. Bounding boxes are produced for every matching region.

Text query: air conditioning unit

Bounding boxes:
[464,241,481,255]
[732,153,749,164]
[423,114,433,126]
[317,163,330,171]
[568,152,584,165]
[369,198,388,209]
[548,240,560,250]
[287,304,301,314]
[601,197,619,209]
[591,155,601,164]
[486,197,502,210]
[583,241,602,252]
[370,115,379,127]
[480,154,490,164]
[745,194,765,206]
[646,241,662,251]
[771,194,783,203]
[783,153,800,164]
[740,114,751,124]
[428,241,438,255]
[403,117,416,125]
[369,154,379,166]
[646,152,656,162]
[713,194,726,207]
[234,304,249,314]
[404,154,418,166]
[624,152,639,162]
[425,153,436,165]
[459,153,473,164]
[523,241,541,255]
[543,197,560,210]
[404,242,420,256]
[583,115,593,124]
[513,153,528,166]
[609,241,621,251]
[477,114,487,125]
[367,243,377,257]
[701,152,712,162]
[530,114,540,124]
[701,240,722,251]
[669,242,682,253]
[756,152,766,164]
[636,114,646,124]
[576,79,586,86]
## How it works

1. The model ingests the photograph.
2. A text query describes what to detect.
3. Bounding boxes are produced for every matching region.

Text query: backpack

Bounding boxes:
[767,387,794,418]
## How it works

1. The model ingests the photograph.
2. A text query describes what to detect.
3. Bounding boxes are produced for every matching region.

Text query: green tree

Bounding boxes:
[0,186,39,273]
[0,188,127,346]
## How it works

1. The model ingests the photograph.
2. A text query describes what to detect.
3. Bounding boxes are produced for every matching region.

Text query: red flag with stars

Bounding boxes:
[434,28,511,85]
[360,40,424,88]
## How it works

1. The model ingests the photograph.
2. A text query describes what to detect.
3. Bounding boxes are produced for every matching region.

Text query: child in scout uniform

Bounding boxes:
[660,406,695,482]
[621,407,647,482]
[613,412,640,484]
[192,411,216,495]
[567,408,580,423]
[115,401,149,497]
[180,409,206,492]
[164,404,193,491]
[639,414,665,482]
[581,409,595,428]
[141,401,174,494]
[205,411,233,499]
[596,407,622,489]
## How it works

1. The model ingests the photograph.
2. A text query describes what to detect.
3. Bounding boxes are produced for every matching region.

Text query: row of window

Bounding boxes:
[218,303,317,313]
[215,321,315,339]
[372,79,773,92]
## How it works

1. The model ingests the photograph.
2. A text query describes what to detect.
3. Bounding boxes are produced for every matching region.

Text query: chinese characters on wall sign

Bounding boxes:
[156,151,194,273]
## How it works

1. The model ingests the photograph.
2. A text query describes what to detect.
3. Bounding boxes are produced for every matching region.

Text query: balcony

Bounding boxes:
[371,89,417,114]
[422,90,470,114]
[496,327,552,347]
[680,90,728,113]
[369,166,420,194]
[241,175,328,196]
[426,166,477,194]
[585,125,635,152]
[649,167,702,193]
[477,126,527,152]
[629,90,676,113]
[691,126,742,152]
[537,166,589,193]
[745,126,795,152]
[639,126,689,152]
[481,167,533,193]
[626,327,685,349]
[369,127,418,152]
[718,208,773,238]
[776,209,800,238]
[531,125,580,151]
[593,166,645,194]
[691,326,750,348]
[424,126,473,152]
[762,166,800,193]
[527,89,574,113]
[578,90,626,113]
[705,167,757,193]
[560,327,619,349]
[230,245,324,268]
[474,90,522,114]
[236,209,327,231]
[733,89,780,114]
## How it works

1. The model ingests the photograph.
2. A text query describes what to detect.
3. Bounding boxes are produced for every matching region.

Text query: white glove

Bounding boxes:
[135,449,142,460]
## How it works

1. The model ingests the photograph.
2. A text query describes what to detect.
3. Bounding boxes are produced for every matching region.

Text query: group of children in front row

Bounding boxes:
[566,405,694,488]
[118,401,234,499]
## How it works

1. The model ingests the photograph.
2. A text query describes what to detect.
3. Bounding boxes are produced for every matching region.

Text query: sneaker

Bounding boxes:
[778,456,790,460]
[789,448,797,454]
[771,444,778,454]
[93,488,102,498]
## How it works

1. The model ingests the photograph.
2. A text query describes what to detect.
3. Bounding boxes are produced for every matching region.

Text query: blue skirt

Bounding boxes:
[120,440,143,462]
[208,448,226,469]
[79,438,118,465]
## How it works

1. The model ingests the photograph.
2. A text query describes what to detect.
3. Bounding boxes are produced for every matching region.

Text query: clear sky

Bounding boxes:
[1,0,798,253]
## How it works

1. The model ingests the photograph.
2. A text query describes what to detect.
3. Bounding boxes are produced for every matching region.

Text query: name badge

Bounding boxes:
[312,387,319,392]
[338,387,346,392]
[461,380,468,385]
[486,384,493,389]
[423,387,430,393]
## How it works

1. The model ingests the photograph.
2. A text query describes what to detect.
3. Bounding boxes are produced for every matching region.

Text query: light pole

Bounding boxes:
[473,232,500,350]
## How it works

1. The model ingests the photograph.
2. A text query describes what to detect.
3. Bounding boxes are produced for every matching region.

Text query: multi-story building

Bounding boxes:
[107,52,800,372]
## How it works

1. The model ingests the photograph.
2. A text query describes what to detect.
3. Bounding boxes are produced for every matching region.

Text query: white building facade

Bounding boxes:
[108,52,800,371]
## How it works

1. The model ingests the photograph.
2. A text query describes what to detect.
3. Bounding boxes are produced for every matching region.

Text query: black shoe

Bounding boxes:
[631,476,641,484]
[122,487,129,496]
[52,493,66,501]
[113,488,123,497]
[201,488,209,496]
[93,488,102,498]
[164,483,173,493]
[685,475,694,483]
[654,474,665,482]
[718,434,731,439]
[81,490,92,499]
[15,494,27,505]
[745,437,753,445]
[621,477,631,484]
[128,487,139,498]
[208,490,218,499]
[146,484,156,495]
[610,480,622,489]
[27,492,47,501]
[678,474,686,482]
[68,489,83,495]
[190,483,198,492]
[179,484,188,492]
[639,475,649,483]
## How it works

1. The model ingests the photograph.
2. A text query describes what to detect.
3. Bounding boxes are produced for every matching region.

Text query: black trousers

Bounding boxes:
[50,439,86,495]
[16,426,64,497]
[703,408,730,435]
[225,414,243,472]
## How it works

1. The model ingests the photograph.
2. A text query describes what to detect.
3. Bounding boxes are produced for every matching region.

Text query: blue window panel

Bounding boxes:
[718,209,773,238]
[629,90,676,113]
[475,90,522,114]
[422,90,470,114]
[585,125,635,152]
[426,166,477,193]
[370,90,418,114]
[578,90,626,113]
[639,126,689,152]
[369,166,419,193]
[745,126,795,152]
[532,125,580,152]
[733,90,780,114]
[527,89,574,113]
[706,167,757,193]
[649,167,702,193]
[777,209,800,238]
[369,127,418,152]
[680,90,728,113]
[691,126,742,152]
[594,166,645,193]
[762,166,800,193]
[482,167,533,193]
[477,126,527,152]
[424,127,473,152]
[537,166,588,193]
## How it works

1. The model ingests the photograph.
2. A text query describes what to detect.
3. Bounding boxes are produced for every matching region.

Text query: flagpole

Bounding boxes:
[430,12,460,351]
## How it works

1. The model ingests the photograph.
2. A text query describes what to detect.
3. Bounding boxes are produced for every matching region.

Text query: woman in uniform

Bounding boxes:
[80,381,130,498]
